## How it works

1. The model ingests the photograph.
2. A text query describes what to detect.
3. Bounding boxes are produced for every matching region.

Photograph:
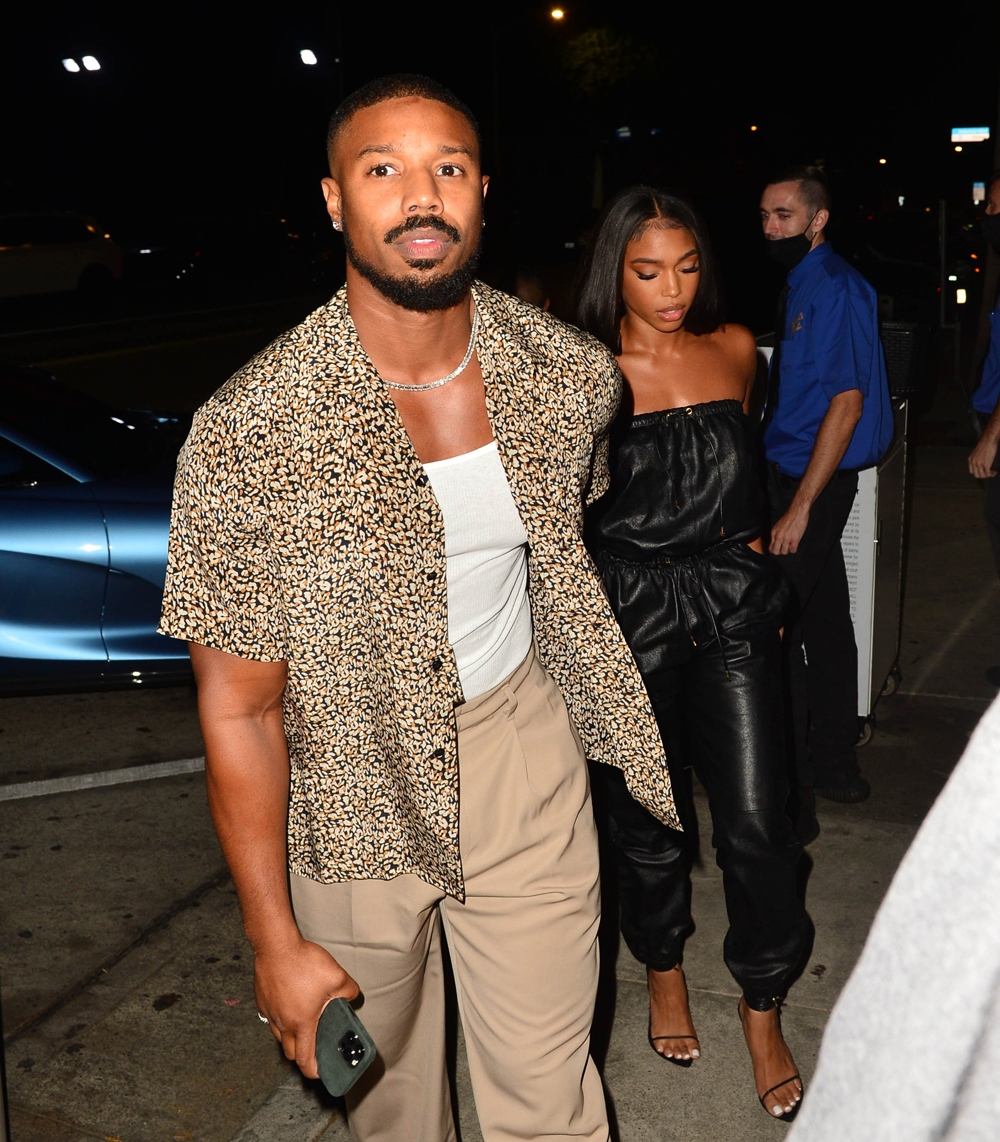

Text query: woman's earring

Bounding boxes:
[332,219,342,231]
[481,218,486,229]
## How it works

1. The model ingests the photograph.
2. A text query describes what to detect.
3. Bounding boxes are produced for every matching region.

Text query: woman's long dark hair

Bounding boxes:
[574,186,724,354]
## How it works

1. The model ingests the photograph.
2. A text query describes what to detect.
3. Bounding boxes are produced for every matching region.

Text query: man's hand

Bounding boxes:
[969,434,999,479]
[769,502,811,555]
[254,935,360,1080]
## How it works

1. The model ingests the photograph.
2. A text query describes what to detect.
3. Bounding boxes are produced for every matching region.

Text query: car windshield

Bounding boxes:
[0,365,186,480]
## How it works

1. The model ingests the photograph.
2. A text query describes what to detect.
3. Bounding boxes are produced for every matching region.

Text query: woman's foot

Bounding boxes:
[647,965,700,1062]
[738,996,802,1118]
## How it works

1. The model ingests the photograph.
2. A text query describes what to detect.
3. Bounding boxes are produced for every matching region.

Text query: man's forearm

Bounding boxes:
[980,400,1000,445]
[191,647,298,953]
[790,389,864,511]
[205,717,298,951]
[969,398,1000,478]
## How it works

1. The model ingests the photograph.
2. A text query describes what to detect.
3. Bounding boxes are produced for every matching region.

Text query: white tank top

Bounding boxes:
[422,441,532,701]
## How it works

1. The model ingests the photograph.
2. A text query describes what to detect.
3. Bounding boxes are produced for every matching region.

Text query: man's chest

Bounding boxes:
[270,381,590,578]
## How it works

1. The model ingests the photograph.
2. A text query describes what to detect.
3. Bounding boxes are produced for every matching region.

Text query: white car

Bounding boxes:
[0,213,124,299]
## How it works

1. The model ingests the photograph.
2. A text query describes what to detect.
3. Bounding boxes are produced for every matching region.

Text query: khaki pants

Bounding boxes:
[290,647,609,1142]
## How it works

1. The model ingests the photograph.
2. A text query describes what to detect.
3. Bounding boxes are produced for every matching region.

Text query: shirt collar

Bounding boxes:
[788,239,832,287]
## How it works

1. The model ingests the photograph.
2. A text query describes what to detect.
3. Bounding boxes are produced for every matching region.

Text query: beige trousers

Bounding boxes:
[290,647,609,1142]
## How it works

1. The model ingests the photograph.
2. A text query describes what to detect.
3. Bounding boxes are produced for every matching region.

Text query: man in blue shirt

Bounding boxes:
[760,166,893,833]
[967,170,1000,690]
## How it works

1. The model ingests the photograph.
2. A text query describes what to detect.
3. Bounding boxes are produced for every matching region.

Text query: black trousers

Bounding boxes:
[592,549,810,1008]
[766,466,861,788]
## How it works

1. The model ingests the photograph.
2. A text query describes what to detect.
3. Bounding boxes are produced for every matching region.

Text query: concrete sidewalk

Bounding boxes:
[3,440,997,1142]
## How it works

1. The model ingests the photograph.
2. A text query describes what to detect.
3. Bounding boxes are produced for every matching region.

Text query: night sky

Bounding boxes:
[5,2,1000,329]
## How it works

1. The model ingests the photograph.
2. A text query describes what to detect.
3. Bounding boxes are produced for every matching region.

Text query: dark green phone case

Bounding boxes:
[315,998,377,1097]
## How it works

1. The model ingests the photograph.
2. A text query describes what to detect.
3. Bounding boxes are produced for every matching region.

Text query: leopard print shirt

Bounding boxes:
[159,281,679,899]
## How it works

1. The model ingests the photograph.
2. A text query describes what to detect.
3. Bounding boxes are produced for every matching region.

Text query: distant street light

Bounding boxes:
[300,49,318,65]
[81,55,101,71]
[751,125,758,131]
[62,58,80,72]
[550,7,565,18]
[879,158,887,164]
[955,145,964,152]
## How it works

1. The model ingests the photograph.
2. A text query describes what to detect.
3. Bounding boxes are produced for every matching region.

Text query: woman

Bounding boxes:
[577,186,811,1119]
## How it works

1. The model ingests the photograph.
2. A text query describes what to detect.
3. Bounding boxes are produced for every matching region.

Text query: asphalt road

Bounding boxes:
[1,293,332,412]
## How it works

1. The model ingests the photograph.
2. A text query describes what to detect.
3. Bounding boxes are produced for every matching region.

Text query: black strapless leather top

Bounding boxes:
[585,399,762,561]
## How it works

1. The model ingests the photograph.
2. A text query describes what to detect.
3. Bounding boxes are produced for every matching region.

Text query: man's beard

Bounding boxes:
[343,215,481,313]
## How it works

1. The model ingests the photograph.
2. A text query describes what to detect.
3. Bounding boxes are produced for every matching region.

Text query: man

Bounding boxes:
[760,166,892,831]
[967,170,1000,685]
[159,74,678,1142]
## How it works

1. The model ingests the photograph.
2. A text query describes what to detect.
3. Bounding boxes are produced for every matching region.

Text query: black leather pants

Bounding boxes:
[592,545,811,1008]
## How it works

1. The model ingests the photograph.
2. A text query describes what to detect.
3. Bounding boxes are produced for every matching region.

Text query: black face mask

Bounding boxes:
[765,214,818,273]
[981,213,1000,256]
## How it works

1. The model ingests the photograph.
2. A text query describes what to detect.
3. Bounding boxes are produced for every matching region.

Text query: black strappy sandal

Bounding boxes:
[647,1017,701,1067]
[738,997,803,1119]
[758,1074,802,1119]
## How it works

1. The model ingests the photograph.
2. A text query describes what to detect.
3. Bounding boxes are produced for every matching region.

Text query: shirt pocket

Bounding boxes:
[777,336,809,371]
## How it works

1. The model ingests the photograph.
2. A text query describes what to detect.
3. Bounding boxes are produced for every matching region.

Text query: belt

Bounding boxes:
[768,462,858,489]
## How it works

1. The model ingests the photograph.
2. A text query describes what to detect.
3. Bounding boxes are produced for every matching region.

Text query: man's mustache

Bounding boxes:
[384,215,462,245]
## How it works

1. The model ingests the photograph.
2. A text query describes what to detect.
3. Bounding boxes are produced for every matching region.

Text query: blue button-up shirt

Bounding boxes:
[764,242,893,478]
[972,305,1000,415]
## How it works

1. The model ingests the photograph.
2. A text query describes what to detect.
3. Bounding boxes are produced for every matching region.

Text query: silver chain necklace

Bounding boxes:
[381,307,480,392]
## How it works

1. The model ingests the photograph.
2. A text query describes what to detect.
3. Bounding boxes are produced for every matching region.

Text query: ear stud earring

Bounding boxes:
[332,220,342,231]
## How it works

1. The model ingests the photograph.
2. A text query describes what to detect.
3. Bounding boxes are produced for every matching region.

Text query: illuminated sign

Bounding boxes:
[951,127,990,143]
[974,182,986,203]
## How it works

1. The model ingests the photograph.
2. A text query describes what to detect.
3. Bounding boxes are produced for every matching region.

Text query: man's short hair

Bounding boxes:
[768,165,831,215]
[326,73,482,168]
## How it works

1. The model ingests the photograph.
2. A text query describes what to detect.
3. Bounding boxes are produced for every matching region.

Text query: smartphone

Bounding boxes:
[315,997,377,1097]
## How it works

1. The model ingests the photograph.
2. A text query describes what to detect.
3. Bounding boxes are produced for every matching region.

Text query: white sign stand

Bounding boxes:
[841,468,879,715]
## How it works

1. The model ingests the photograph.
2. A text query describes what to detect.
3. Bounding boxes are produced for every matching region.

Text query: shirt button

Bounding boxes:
[416,473,429,487]
[431,657,443,672]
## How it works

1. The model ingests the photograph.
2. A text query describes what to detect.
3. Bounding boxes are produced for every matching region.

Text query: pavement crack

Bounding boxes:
[3,865,231,1044]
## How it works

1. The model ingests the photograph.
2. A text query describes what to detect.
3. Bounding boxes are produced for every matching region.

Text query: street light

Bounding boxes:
[300,49,318,65]
[81,55,101,71]
[62,58,80,72]
[550,7,565,18]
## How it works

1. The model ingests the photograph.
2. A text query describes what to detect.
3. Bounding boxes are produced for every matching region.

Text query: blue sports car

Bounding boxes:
[0,365,192,693]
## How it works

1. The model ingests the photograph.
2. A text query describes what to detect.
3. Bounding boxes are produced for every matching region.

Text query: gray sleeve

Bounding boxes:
[788,698,1000,1141]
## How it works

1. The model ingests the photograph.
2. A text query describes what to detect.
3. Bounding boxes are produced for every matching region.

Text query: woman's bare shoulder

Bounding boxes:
[712,322,757,351]
[709,323,757,369]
